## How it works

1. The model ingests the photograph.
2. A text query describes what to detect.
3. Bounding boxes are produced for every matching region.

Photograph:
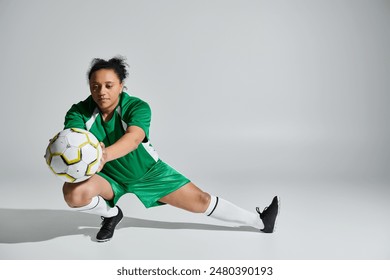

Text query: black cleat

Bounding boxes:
[96,206,123,242]
[257,196,280,233]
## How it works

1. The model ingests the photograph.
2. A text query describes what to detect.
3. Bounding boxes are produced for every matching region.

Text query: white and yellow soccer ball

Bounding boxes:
[44,128,102,183]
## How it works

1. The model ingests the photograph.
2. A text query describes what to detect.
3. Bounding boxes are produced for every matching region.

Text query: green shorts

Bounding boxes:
[98,160,190,208]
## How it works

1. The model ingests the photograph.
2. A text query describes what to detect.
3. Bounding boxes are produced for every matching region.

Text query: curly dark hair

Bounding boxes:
[87,56,129,83]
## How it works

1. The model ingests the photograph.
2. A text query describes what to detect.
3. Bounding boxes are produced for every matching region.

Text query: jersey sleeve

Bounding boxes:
[122,98,152,139]
[64,103,87,130]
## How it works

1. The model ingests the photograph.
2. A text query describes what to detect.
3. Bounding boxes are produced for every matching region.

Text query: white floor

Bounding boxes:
[1,177,389,260]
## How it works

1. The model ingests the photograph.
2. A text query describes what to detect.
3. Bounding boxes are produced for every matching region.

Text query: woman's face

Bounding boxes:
[89,69,123,113]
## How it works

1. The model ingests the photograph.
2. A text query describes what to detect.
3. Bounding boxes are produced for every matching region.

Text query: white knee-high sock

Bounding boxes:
[74,196,118,218]
[204,195,263,229]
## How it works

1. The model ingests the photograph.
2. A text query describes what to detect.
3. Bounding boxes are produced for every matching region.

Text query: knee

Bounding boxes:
[62,183,92,208]
[196,191,211,213]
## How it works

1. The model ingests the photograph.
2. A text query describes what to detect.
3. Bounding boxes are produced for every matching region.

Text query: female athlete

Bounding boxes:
[62,56,279,242]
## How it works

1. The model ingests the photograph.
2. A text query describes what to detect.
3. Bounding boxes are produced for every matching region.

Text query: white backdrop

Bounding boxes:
[0,0,389,185]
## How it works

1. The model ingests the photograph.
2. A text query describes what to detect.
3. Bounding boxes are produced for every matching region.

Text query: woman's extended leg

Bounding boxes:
[158,182,211,213]
[159,182,279,231]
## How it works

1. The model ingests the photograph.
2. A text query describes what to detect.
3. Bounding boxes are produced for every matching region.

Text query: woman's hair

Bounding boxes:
[87,56,129,83]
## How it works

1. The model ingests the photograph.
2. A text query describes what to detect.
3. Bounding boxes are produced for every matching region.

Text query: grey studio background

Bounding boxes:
[0,0,389,259]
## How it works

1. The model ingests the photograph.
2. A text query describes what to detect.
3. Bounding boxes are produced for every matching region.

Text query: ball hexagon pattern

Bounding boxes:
[45,128,102,183]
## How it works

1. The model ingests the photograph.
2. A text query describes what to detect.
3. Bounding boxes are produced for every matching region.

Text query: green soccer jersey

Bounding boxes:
[64,92,159,181]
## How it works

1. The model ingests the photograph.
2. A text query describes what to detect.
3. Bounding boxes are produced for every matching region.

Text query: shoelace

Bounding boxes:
[256,207,268,218]
[257,206,268,213]
[100,216,115,230]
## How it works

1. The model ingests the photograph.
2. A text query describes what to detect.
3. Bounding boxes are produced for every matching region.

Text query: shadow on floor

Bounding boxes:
[0,208,258,243]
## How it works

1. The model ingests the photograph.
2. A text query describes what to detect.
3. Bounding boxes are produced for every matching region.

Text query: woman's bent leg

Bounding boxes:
[62,174,118,217]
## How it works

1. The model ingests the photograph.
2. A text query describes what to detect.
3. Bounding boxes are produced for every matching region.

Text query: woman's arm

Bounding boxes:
[98,125,145,171]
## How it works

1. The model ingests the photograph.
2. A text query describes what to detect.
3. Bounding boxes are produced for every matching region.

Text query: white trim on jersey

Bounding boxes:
[142,141,159,162]
[115,106,128,132]
[85,107,99,131]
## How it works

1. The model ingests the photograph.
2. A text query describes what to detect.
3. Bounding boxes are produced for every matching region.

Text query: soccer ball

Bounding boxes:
[44,128,102,183]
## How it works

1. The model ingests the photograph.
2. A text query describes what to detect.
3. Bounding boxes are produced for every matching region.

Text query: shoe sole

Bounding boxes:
[96,215,123,243]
